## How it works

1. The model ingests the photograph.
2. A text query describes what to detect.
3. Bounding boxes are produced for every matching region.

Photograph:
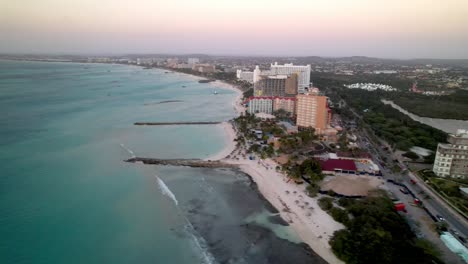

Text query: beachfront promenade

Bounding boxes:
[125,157,238,168]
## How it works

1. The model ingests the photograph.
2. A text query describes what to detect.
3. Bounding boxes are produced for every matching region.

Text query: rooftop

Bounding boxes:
[320,159,357,171]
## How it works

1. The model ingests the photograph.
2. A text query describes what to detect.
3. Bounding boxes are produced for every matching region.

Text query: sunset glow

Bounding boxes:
[1,0,467,58]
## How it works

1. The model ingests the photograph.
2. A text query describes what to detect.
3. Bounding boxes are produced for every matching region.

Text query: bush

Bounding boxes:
[329,196,443,264]
[306,183,319,197]
[337,197,355,209]
[318,197,333,211]
[330,207,350,226]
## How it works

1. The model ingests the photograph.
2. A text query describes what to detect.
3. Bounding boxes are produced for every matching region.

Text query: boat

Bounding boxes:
[198,79,215,83]
[213,90,218,95]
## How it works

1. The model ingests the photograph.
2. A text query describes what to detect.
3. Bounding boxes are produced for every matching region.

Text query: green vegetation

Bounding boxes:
[313,73,450,150]
[428,177,468,214]
[243,87,253,99]
[311,72,413,91]
[334,88,447,151]
[318,197,333,211]
[329,207,350,226]
[403,151,420,160]
[273,109,293,122]
[393,90,468,120]
[306,183,320,197]
[329,196,444,264]
[419,169,468,214]
[285,158,323,181]
[278,128,318,154]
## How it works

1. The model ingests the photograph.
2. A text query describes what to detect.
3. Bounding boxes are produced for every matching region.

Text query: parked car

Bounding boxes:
[436,214,445,221]
[399,188,409,194]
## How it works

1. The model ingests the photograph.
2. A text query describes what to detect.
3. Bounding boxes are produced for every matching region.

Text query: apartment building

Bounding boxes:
[433,129,468,179]
[273,97,296,114]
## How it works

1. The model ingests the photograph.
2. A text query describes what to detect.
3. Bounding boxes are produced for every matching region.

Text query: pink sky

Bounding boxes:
[1,0,467,58]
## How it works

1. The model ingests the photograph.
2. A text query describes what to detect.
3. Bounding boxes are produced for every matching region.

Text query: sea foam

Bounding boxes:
[119,143,136,158]
[155,175,179,206]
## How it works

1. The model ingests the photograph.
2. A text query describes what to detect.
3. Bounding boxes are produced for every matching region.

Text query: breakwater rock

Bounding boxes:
[125,157,238,168]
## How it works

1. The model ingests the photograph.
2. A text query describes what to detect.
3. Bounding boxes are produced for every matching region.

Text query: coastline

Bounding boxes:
[9,60,343,263]
[202,77,345,263]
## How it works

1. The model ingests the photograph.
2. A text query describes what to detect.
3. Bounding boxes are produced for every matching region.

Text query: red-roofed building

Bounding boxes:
[320,159,357,174]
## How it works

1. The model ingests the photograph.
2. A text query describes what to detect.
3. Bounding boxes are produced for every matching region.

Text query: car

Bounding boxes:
[458,236,466,243]
[399,188,409,194]
[436,214,445,221]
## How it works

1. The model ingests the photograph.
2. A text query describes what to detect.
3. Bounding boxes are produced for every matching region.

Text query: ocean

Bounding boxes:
[0,60,324,264]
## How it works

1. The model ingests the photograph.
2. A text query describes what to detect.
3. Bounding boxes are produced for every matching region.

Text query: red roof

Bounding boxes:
[246,96,297,101]
[320,159,357,171]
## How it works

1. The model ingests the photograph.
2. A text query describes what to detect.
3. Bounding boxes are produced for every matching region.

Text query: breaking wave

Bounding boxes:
[155,175,178,206]
[119,143,136,158]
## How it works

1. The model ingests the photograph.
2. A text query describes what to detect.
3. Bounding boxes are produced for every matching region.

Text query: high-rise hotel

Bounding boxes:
[295,89,329,134]
[269,62,311,94]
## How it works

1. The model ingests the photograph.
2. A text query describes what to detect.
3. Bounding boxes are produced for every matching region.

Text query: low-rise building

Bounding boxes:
[246,97,273,114]
[433,129,468,179]
[273,97,296,114]
[192,64,216,73]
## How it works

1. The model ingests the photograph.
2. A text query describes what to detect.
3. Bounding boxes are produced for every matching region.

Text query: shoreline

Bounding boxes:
[224,157,345,264]
[201,75,345,263]
[6,60,343,263]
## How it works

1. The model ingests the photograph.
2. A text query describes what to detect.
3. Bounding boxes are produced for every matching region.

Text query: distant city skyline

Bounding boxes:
[1,0,468,59]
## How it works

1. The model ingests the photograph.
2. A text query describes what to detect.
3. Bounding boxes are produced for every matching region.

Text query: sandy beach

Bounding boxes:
[159,69,344,263]
[224,156,345,264]
[208,82,345,264]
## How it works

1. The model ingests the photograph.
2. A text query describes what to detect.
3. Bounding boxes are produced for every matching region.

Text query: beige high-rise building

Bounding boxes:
[296,93,329,134]
[254,74,298,97]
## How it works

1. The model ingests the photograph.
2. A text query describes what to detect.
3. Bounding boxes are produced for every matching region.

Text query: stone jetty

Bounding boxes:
[134,121,221,126]
[125,157,237,168]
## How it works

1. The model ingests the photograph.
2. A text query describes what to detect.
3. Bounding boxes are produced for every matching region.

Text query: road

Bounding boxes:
[345,106,468,237]
[357,128,468,237]
[353,128,467,263]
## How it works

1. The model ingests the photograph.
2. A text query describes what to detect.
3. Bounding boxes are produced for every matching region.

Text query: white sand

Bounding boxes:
[177,71,344,263]
[207,88,345,263]
[204,122,238,161]
[225,156,345,264]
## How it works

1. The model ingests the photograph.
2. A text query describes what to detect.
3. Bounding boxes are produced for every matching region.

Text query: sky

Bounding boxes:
[1,0,468,59]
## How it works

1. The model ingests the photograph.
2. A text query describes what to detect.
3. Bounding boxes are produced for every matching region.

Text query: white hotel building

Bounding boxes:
[268,62,311,94]
[246,97,274,114]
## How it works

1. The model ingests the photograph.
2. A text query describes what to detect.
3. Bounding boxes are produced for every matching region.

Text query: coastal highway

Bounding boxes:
[343,104,468,238]
[356,128,468,237]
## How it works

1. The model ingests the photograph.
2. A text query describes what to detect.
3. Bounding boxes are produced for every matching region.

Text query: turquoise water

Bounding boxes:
[0,60,236,264]
[0,60,324,264]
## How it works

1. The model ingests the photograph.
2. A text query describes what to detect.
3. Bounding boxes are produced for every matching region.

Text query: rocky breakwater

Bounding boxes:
[125,157,238,168]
